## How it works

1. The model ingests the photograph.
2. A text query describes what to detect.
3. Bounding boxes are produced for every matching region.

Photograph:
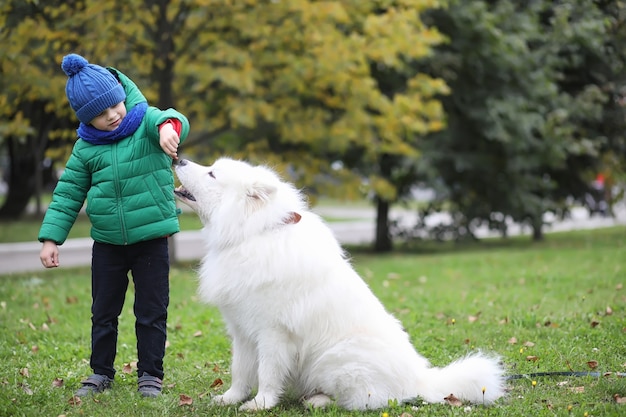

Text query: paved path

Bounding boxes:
[1,205,624,275]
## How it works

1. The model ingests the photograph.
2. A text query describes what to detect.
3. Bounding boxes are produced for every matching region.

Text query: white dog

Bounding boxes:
[174,158,505,411]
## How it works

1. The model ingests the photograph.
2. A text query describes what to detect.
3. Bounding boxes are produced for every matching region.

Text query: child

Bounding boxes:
[38,54,190,398]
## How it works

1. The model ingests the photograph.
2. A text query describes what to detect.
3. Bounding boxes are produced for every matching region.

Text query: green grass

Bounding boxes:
[1,228,625,416]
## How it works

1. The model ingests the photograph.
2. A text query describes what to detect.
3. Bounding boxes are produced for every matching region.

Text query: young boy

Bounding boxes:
[38,53,190,398]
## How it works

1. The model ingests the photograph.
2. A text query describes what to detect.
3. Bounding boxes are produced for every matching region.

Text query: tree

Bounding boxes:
[1,0,448,254]
[171,0,448,251]
[409,0,621,242]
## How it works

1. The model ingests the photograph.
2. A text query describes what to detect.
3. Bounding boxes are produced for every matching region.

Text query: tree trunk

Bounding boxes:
[374,198,392,252]
[151,0,178,263]
[0,135,37,219]
[531,216,544,241]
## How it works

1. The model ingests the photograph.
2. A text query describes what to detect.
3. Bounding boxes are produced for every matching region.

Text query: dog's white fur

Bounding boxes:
[174,157,505,411]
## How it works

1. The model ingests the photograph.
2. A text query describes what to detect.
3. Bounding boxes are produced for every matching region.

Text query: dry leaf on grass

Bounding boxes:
[614,394,626,404]
[587,360,598,369]
[19,382,33,395]
[508,337,517,344]
[122,361,137,374]
[179,394,193,406]
[52,378,64,388]
[68,396,82,406]
[468,311,481,322]
[210,378,223,389]
[444,393,463,406]
[526,356,539,362]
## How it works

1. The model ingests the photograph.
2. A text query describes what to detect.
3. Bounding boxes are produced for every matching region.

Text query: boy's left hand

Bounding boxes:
[159,123,180,159]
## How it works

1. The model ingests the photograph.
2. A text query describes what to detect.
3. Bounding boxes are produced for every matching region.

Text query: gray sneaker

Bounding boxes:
[75,374,113,397]
[137,372,162,398]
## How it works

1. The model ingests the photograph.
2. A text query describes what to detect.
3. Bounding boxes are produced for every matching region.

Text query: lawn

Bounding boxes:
[1,227,625,416]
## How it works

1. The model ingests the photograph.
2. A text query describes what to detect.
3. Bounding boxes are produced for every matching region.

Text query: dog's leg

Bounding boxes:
[213,330,258,406]
[239,330,296,411]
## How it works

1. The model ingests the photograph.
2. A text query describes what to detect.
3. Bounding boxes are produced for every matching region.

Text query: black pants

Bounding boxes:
[90,238,169,380]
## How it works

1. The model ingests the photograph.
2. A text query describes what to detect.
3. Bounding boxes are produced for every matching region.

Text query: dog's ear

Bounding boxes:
[246,182,277,207]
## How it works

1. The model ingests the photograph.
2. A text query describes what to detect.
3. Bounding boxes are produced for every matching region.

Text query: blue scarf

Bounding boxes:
[77,102,148,145]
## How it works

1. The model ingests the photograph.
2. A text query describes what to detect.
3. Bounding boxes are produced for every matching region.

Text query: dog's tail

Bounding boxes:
[416,352,505,404]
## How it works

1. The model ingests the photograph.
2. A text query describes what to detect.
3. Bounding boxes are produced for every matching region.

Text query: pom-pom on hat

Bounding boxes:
[61,54,126,124]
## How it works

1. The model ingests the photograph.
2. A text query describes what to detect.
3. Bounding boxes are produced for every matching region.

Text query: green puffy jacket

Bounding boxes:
[38,68,190,246]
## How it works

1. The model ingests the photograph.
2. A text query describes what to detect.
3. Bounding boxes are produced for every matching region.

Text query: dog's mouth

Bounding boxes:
[174,186,196,202]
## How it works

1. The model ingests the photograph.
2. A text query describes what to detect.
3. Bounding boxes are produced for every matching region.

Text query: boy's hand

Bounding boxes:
[40,240,60,268]
[159,122,180,159]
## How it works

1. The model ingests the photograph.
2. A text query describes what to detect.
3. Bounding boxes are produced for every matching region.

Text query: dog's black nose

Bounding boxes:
[174,159,187,166]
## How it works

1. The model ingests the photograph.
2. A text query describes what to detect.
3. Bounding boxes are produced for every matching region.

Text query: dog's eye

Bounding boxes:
[208,171,215,179]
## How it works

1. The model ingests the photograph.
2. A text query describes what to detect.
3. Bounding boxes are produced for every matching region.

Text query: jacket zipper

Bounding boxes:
[111,142,128,244]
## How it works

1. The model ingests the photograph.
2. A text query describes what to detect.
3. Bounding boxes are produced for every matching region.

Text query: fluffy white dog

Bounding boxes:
[174,158,505,411]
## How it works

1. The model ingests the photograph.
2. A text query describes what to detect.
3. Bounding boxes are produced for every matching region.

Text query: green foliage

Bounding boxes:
[0,228,625,416]
[416,0,626,239]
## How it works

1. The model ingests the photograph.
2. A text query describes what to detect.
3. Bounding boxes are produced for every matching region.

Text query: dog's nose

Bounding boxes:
[174,159,187,166]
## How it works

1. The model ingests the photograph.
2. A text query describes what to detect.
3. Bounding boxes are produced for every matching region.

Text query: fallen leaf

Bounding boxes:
[20,368,29,377]
[523,341,535,347]
[557,381,569,386]
[68,396,82,405]
[19,382,33,395]
[468,312,481,323]
[193,331,203,337]
[210,378,223,389]
[606,306,613,315]
[570,386,585,393]
[616,283,623,290]
[179,394,193,406]
[177,352,185,359]
[444,393,463,406]
[614,394,626,404]
[400,413,415,417]
[122,363,133,374]
[526,356,539,362]
[508,337,517,344]
[587,360,598,370]
[52,378,64,388]
[31,345,39,353]
[591,320,600,328]
[66,296,78,304]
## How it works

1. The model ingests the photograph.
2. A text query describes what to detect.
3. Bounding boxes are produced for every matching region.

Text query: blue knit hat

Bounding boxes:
[61,54,126,124]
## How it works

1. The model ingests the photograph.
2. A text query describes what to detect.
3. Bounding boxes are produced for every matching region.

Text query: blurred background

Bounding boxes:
[1,0,625,252]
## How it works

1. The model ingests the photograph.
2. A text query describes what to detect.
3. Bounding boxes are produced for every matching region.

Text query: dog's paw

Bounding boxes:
[212,389,248,406]
[303,393,333,409]
[239,394,279,411]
